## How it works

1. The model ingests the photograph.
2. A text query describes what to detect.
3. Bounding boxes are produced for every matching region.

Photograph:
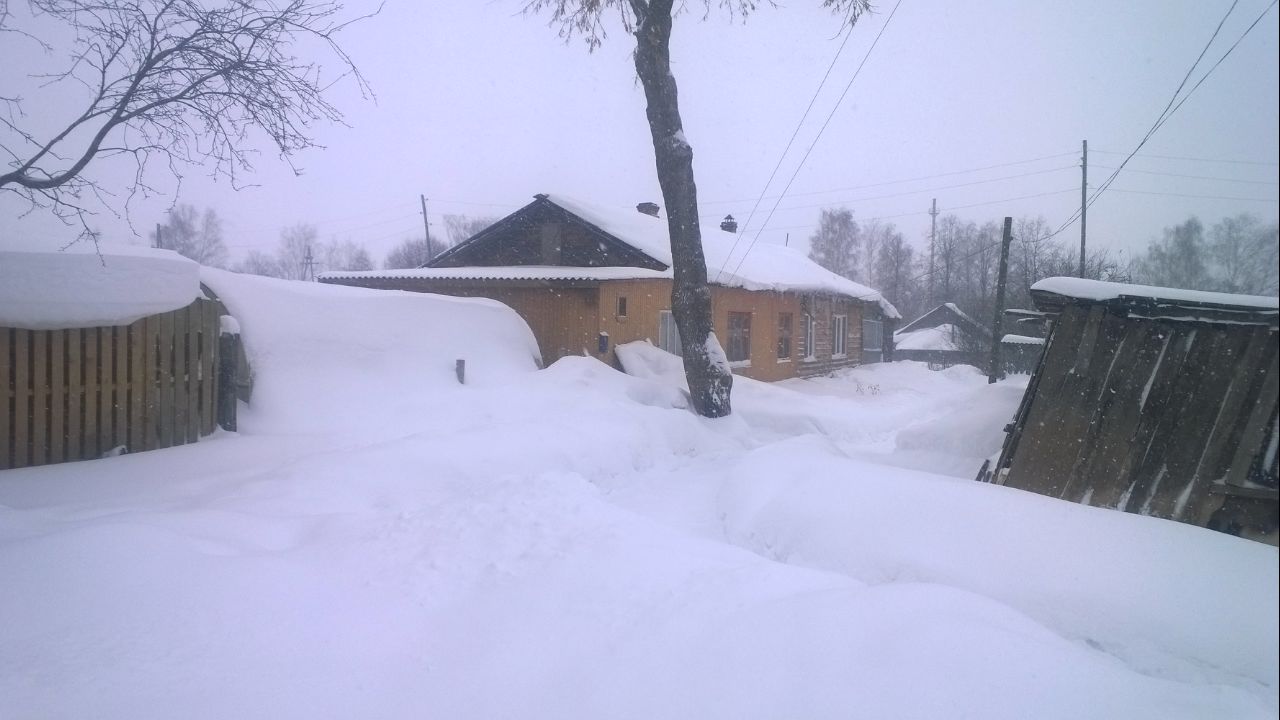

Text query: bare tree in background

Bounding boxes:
[276,223,319,281]
[0,0,375,240]
[320,238,373,272]
[443,214,496,247]
[1209,213,1279,296]
[523,0,871,418]
[235,248,282,278]
[384,236,436,269]
[807,207,859,280]
[149,203,229,267]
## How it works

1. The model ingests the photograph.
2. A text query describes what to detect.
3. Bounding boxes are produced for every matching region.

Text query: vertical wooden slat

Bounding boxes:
[50,330,66,464]
[14,329,30,468]
[98,326,114,454]
[144,315,160,450]
[114,325,128,451]
[158,311,174,449]
[30,331,48,466]
[129,320,145,453]
[0,328,11,469]
[171,307,189,446]
[82,328,99,459]
[186,302,201,443]
[200,301,217,436]
[66,328,82,461]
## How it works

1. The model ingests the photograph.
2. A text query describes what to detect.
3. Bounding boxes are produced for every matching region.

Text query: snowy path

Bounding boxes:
[1,273,1275,720]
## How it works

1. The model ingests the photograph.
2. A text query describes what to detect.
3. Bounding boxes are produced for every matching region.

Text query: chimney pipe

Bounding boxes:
[636,202,660,217]
[720,214,738,233]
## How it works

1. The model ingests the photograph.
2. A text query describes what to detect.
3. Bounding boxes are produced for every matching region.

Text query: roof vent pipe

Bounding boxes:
[636,202,660,217]
[720,214,738,233]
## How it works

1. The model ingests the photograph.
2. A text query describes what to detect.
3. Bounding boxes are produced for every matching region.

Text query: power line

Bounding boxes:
[705,164,1077,216]
[749,188,1079,233]
[1047,0,1264,240]
[1102,188,1278,202]
[1091,164,1280,185]
[725,0,906,280]
[698,151,1078,205]
[1092,150,1280,167]
[718,21,859,278]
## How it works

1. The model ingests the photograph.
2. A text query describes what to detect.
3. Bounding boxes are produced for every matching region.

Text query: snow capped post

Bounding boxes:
[988,218,1013,384]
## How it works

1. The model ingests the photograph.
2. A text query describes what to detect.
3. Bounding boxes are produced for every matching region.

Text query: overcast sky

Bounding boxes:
[2,0,1277,269]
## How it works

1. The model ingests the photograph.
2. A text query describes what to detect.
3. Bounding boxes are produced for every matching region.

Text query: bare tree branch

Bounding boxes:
[0,0,377,242]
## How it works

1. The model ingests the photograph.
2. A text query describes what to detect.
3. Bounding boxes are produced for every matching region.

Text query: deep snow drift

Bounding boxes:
[1,272,1275,720]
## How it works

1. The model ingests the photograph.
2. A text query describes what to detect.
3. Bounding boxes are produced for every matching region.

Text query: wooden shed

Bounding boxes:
[321,193,900,382]
[986,277,1279,544]
[892,303,990,369]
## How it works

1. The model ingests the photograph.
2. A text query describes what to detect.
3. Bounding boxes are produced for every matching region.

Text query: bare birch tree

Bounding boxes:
[523,0,871,417]
[0,0,375,240]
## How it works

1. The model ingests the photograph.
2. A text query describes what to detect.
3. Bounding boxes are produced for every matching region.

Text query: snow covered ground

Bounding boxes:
[1,272,1276,719]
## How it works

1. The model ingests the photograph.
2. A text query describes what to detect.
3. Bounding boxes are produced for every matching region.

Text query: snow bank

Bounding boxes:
[200,269,541,435]
[0,244,199,329]
[1033,276,1280,309]
[1,290,1274,719]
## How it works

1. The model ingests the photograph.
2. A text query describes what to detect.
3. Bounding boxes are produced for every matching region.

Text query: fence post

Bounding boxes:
[455,358,466,385]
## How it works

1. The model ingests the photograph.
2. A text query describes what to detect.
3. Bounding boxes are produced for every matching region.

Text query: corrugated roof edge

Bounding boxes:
[1031,277,1280,311]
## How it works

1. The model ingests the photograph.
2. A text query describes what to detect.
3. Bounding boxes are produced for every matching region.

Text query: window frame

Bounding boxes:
[658,310,682,356]
[832,313,848,358]
[727,311,753,367]
[801,313,816,361]
[862,317,883,352]
[616,295,628,318]
[776,312,793,362]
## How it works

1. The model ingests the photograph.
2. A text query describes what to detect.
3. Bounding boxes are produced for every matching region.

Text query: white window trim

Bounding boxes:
[832,313,848,358]
[801,313,816,361]
[729,359,752,369]
[776,357,792,364]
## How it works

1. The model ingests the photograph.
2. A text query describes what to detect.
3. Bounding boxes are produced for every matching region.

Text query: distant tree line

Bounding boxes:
[151,204,495,277]
[807,207,1278,326]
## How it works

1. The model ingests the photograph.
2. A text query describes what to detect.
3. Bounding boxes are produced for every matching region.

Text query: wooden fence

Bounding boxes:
[1,297,222,470]
[990,301,1279,542]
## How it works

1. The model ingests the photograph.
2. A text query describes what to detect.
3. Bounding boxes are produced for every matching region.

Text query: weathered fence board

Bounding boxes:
[1,298,225,470]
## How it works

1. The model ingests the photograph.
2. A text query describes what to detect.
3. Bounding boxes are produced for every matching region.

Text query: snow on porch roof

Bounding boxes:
[1031,277,1280,311]
[543,194,901,319]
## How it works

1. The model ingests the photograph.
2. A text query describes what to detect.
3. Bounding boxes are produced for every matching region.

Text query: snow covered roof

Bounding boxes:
[0,243,201,330]
[544,194,900,319]
[1001,334,1045,345]
[327,194,900,318]
[897,303,990,336]
[894,324,960,351]
[1031,277,1280,311]
[320,266,669,283]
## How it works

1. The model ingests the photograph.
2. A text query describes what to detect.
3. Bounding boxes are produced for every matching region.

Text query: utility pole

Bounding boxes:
[154,223,163,250]
[988,216,1013,385]
[928,198,938,305]
[420,194,433,259]
[1079,139,1087,278]
[303,245,315,281]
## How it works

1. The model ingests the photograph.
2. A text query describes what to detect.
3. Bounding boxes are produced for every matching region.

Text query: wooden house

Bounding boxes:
[893,303,991,368]
[320,194,899,382]
[986,277,1279,544]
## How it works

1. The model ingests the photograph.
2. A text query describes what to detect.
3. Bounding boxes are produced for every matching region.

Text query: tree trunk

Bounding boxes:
[632,1,732,417]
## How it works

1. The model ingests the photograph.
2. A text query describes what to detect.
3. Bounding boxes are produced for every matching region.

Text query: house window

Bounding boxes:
[777,313,793,361]
[801,313,816,360]
[616,295,628,318]
[832,314,848,357]
[727,311,752,365]
[658,310,682,356]
[862,318,883,352]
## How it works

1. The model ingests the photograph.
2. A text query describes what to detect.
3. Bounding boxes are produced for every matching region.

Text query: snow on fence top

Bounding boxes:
[1001,334,1045,345]
[1031,277,1280,311]
[0,244,200,329]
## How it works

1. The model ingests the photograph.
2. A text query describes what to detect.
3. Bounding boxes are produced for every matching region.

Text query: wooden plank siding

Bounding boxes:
[995,303,1279,542]
[0,298,223,471]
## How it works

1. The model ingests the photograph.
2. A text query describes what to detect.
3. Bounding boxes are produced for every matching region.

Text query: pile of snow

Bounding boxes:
[0,243,199,329]
[894,323,961,351]
[1,281,1275,719]
[1032,276,1280,310]
[200,269,541,435]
